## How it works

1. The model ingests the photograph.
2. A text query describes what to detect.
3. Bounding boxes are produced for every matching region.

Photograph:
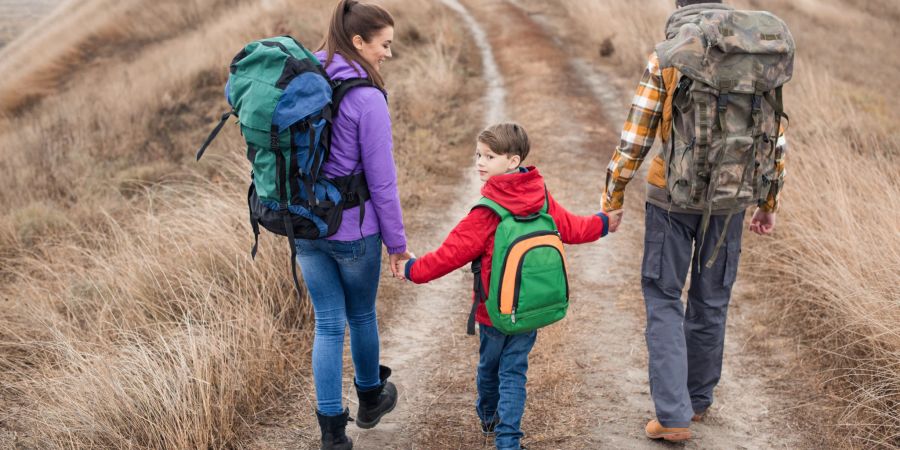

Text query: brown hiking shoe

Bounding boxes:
[645,419,692,441]
[692,413,705,422]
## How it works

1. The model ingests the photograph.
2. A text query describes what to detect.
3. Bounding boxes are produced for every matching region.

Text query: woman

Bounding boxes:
[297,1,411,449]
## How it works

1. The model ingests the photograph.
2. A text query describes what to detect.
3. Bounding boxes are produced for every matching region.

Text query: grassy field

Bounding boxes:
[0,0,59,49]
[554,0,900,447]
[0,0,476,447]
[1,0,897,448]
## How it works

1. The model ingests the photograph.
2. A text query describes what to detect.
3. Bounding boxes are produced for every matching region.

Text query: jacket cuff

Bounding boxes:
[596,212,609,237]
[601,192,624,212]
[387,244,407,255]
[758,197,778,213]
[404,258,417,281]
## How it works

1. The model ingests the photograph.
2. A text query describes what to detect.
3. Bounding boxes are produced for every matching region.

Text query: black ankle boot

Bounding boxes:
[354,365,398,429]
[316,408,353,450]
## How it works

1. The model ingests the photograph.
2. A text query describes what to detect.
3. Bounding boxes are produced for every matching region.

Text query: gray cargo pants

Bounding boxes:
[641,202,744,428]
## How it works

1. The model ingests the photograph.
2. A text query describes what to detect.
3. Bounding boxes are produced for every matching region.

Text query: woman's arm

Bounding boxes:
[358,90,407,254]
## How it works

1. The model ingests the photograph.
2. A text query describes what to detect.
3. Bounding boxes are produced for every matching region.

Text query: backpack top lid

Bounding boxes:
[227,36,333,135]
[657,5,795,93]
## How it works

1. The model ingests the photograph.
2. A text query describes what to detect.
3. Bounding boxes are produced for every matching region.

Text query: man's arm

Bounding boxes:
[601,53,667,212]
[750,125,787,235]
[759,126,787,213]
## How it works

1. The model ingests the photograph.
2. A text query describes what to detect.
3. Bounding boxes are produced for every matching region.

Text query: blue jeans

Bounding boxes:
[476,324,537,450]
[294,233,383,416]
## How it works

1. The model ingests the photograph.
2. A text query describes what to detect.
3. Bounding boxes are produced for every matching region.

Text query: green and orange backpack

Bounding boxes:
[468,190,569,336]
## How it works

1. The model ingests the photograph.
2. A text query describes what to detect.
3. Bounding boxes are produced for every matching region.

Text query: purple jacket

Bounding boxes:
[315,51,407,254]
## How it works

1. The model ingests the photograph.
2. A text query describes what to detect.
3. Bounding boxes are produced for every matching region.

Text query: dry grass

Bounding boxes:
[553,0,900,447]
[0,0,476,447]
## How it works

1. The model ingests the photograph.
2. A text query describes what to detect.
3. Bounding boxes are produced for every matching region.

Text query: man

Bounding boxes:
[601,0,790,442]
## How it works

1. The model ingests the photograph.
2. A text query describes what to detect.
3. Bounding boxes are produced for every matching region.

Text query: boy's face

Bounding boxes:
[475,141,521,182]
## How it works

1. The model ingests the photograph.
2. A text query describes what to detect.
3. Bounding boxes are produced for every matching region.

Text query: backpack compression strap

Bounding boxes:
[196,110,236,161]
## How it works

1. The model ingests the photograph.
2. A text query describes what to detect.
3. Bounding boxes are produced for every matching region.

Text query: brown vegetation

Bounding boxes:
[0,0,475,447]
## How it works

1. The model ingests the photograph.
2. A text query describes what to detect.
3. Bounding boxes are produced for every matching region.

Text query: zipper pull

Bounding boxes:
[511,311,516,324]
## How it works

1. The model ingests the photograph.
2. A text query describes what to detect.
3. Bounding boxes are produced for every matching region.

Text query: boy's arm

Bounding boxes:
[548,193,609,245]
[601,52,667,212]
[404,208,499,284]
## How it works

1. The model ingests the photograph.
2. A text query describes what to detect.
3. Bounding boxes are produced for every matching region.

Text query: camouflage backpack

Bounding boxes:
[656,4,794,266]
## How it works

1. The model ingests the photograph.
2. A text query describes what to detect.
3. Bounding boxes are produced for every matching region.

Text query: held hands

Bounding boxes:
[389,251,415,280]
[606,209,625,233]
[749,207,776,235]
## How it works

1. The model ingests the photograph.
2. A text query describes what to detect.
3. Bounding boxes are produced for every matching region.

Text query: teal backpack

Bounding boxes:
[196,36,380,296]
[469,191,569,335]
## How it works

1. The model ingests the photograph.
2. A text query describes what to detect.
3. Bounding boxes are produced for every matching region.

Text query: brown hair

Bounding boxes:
[477,123,530,162]
[676,0,722,7]
[318,0,394,89]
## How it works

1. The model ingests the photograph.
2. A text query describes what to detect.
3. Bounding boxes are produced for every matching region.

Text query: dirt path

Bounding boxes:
[258,0,813,448]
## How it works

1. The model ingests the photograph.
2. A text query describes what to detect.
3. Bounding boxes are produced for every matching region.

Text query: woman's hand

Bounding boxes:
[389,251,415,279]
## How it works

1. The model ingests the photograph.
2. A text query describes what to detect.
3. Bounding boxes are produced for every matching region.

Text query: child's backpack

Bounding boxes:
[468,190,569,335]
[196,36,379,296]
[656,6,794,267]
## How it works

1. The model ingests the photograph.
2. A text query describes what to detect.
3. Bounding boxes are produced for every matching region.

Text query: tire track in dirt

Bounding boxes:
[344,1,508,448]
[403,0,811,449]
[262,0,812,447]
[478,2,813,448]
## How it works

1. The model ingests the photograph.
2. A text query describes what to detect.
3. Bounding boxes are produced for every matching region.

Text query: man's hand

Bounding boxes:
[607,209,625,233]
[389,251,415,279]
[749,208,776,235]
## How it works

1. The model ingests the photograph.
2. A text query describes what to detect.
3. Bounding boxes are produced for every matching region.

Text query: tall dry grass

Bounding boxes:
[555,0,900,447]
[0,0,475,447]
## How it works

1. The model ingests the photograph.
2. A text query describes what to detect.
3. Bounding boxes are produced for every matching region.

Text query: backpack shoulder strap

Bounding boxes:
[330,78,383,118]
[539,185,550,215]
[473,196,511,220]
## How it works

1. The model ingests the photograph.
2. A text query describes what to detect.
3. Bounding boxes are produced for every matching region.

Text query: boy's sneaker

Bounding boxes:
[480,416,499,435]
[645,419,692,441]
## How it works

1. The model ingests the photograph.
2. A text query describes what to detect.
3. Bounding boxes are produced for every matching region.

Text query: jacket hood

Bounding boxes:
[480,166,546,216]
[314,51,369,82]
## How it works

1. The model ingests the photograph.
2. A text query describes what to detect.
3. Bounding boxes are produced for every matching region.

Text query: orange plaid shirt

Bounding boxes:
[601,52,787,213]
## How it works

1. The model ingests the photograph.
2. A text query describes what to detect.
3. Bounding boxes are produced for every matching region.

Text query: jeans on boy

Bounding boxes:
[295,233,384,415]
[477,324,537,450]
[641,203,745,427]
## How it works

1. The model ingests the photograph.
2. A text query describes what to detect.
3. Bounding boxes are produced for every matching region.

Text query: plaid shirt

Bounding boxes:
[601,52,787,213]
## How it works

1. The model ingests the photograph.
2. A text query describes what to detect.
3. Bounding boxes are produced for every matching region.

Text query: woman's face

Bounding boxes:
[354,26,394,74]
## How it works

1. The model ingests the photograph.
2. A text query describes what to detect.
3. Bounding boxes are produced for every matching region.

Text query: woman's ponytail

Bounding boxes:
[319,0,394,89]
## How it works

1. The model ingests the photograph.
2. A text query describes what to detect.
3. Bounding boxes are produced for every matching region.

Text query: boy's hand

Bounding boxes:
[606,209,624,233]
[749,208,776,235]
[389,251,415,279]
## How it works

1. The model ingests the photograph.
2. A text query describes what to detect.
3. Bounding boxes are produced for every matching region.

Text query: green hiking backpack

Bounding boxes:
[196,36,379,297]
[468,191,569,336]
[656,5,794,266]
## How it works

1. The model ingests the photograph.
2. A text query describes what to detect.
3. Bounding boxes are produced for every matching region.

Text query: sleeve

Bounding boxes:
[406,208,498,284]
[358,90,407,254]
[759,125,787,212]
[601,52,667,212]
[547,193,607,245]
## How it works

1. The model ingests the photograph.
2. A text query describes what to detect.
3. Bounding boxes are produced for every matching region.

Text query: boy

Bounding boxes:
[401,123,614,450]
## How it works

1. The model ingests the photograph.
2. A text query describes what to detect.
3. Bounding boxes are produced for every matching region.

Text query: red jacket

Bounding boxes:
[405,167,608,327]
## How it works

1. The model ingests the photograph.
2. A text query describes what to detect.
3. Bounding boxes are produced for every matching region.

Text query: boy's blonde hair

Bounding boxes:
[477,122,530,162]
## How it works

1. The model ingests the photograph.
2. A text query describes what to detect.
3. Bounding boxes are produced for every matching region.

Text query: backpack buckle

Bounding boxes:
[717,94,729,112]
